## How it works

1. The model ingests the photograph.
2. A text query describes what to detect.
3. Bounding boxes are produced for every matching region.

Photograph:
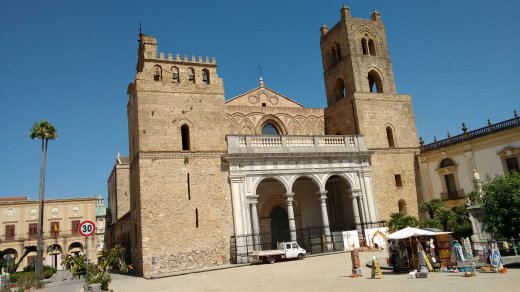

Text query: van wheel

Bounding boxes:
[268,256,276,264]
[297,253,304,260]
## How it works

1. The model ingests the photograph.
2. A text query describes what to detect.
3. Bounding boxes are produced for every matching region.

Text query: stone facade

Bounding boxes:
[124,33,232,277]
[320,6,420,218]
[107,155,130,223]
[109,6,422,277]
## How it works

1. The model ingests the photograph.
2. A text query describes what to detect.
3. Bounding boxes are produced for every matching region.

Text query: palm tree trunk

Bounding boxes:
[36,138,47,274]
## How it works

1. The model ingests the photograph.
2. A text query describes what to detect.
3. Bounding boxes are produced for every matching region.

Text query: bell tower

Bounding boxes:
[321,6,420,219]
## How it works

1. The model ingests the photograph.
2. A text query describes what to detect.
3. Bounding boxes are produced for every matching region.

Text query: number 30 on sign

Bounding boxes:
[78,220,96,237]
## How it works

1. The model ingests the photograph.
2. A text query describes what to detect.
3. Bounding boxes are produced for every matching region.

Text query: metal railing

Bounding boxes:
[421,117,520,152]
[230,221,386,264]
[440,190,466,201]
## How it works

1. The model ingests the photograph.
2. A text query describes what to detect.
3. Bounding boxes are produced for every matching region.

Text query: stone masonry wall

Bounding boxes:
[138,155,232,276]
[370,151,420,220]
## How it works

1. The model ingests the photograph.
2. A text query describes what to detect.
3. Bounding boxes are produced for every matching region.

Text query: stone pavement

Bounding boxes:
[107,251,519,292]
[33,252,520,292]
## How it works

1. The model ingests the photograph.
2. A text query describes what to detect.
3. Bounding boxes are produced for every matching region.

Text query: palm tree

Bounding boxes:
[419,199,443,219]
[30,120,57,275]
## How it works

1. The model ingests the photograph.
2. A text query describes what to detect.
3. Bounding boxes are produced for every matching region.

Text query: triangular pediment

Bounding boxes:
[226,85,303,108]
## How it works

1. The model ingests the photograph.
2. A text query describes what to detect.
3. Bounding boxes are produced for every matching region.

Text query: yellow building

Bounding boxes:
[0,197,98,271]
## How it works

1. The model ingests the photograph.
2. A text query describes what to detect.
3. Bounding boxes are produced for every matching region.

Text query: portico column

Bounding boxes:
[317,191,331,241]
[350,193,362,234]
[249,196,261,250]
[286,192,297,241]
[358,195,366,240]
[317,191,333,251]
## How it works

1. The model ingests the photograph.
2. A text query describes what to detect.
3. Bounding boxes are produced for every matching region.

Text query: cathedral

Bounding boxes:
[108,6,420,277]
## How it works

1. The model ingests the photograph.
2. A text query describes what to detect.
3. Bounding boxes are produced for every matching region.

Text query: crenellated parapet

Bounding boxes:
[134,33,223,92]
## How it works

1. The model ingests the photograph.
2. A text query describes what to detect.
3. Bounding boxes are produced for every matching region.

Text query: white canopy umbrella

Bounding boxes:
[387,227,436,240]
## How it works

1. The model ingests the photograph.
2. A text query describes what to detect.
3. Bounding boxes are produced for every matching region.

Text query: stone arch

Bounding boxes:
[398,199,408,214]
[259,194,301,219]
[334,76,347,101]
[359,27,380,56]
[385,123,397,148]
[322,173,356,191]
[288,174,323,192]
[46,243,63,269]
[1,248,18,260]
[202,68,210,84]
[367,68,384,93]
[171,66,180,83]
[256,114,288,135]
[176,119,194,150]
[68,242,84,254]
[252,176,290,196]
[153,64,162,81]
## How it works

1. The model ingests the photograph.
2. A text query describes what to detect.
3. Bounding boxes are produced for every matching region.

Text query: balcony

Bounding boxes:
[226,135,367,155]
[440,190,466,201]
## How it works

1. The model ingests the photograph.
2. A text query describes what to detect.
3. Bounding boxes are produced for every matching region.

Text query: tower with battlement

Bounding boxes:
[126,33,232,277]
[321,6,420,219]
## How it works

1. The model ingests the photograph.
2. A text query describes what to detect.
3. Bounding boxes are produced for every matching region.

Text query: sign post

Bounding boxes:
[78,220,96,291]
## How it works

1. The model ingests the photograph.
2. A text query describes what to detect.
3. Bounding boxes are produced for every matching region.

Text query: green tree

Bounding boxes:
[418,218,442,229]
[30,120,57,275]
[386,212,419,233]
[436,207,456,231]
[481,171,520,238]
[419,199,443,219]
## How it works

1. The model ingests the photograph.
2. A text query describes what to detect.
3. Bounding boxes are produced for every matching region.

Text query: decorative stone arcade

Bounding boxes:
[225,135,378,261]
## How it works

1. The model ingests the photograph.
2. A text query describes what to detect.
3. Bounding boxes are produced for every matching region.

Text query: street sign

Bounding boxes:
[78,220,96,237]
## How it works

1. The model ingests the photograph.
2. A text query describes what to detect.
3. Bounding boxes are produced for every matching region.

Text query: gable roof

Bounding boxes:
[226,83,304,108]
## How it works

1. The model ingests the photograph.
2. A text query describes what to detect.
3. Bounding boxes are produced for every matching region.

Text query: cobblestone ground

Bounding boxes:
[107,251,519,292]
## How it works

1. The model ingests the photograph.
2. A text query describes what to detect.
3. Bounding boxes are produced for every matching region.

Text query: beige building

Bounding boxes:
[109,6,421,277]
[0,197,99,271]
[418,113,520,248]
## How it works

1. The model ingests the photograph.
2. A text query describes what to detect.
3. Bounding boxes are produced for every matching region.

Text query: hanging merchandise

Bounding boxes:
[451,241,465,263]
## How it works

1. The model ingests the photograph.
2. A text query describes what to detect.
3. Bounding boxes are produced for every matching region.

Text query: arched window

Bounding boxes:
[261,122,279,135]
[202,69,210,84]
[172,66,179,83]
[188,67,195,83]
[334,78,346,101]
[386,126,395,148]
[439,158,461,200]
[361,38,368,55]
[440,158,455,168]
[153,65,162,81]
[335,43,342,63]
[368,39,376,56]
[181,124,190,150]
[398,199,407,214]
[367,70,383,93]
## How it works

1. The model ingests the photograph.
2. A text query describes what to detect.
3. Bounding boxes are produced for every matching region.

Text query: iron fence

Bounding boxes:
[230,221,386,264]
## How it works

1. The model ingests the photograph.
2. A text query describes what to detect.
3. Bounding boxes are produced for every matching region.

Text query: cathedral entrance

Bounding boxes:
[325,175,355,231]
[270,206,290,248]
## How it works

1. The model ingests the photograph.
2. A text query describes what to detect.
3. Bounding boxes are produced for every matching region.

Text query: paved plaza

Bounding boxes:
[103,251,518,292]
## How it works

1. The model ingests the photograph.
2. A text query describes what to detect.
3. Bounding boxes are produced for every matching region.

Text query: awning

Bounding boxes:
[387,227,451,240]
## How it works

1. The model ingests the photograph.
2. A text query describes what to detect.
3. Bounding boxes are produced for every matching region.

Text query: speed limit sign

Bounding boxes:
[78,220,96,237]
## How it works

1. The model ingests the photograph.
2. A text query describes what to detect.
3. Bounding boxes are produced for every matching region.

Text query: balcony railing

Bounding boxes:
[421,117,520,152]
[440,190,466,201]
[226,135,367,155]
[0,230,94,243]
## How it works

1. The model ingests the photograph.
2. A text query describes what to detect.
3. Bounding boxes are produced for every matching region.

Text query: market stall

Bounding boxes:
[387,227,452,272]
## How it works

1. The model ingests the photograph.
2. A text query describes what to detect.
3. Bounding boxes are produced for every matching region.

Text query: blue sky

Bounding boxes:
[0,1,518,199]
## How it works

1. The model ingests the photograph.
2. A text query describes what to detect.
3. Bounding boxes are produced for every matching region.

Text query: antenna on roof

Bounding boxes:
[139,21,142,35]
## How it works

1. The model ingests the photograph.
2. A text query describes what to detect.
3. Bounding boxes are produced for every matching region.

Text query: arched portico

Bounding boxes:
[46,244,63,269]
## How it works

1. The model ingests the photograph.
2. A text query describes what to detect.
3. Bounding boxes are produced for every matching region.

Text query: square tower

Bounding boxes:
[126,33,232,276]
[321,6,420,219]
